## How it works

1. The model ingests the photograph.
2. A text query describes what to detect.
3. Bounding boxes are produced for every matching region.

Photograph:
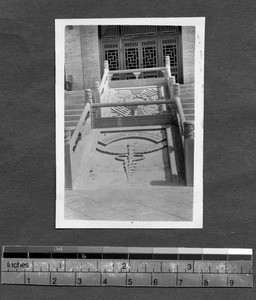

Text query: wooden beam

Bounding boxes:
[91,99,172,108]
[109,66,166,74]
[93,114,174,128]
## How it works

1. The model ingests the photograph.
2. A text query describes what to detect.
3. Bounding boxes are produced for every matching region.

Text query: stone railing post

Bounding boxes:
[104,60,109,71]
[104,60,113,86]
[94,82,101,118]
[159,86,165,99]
[168,76,176,100]
[85,89,94,128]
[66,75,73,91]
[159,86,165,114]
[165,55,171,78]
[85,89,92,105]
[173,83,180,98]
[184,121,194,186]
[108,73,114,84]
[64,130,73,189]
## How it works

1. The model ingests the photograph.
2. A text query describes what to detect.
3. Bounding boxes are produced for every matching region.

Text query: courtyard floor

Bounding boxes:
[65,186,193,222]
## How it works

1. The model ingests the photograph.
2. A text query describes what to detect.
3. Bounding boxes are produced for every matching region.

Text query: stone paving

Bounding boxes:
[65,186,193,222]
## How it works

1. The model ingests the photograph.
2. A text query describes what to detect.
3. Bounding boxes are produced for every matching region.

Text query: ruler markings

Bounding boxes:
[1,247,253,287]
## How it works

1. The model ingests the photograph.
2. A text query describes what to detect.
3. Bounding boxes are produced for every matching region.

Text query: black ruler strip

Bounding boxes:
[2,247,253,261]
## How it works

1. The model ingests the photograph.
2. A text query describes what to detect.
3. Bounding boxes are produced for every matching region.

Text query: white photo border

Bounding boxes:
[56,17,205,229]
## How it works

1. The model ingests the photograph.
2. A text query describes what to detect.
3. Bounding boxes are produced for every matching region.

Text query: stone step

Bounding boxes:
[185,115,195,121]
[65,115,81,121]
[65,90,85,95]
[65,126,76,131]
[180,91,194,95]
[65,90,85,97]
[180,85,194,92]
[65,109,84,116]
[182,103,194,109]
[180,83,194,88]
[65,120,79,128]
[180,98,194,104]
[180,90,194,95]
[65,95,85,100]
[180,86,194,90]
[65,91,85,106]
[65,99,85,106]
[65,104,85,110]
[182,109,194,115]
[180,95,195,100]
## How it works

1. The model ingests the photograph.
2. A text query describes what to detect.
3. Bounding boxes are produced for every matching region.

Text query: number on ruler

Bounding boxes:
[27,277,31,284]
[153,279,158,285]
[203,279,209,286]
[128,278,133,285]
[179,279,183,286]
[122,262,127,270]
[229,280,234,287]
[77,278,82,285]
[52,277,57,284]
[103,278,107,285]
[187,263,192,270]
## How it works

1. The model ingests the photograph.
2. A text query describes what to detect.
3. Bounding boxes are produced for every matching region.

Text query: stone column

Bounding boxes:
[184,121,194,186]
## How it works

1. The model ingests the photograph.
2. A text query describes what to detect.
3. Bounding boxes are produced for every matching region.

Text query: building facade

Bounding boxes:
[65,25,195,91]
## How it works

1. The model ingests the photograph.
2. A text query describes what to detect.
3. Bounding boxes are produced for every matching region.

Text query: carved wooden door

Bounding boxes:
[100,27,183,82]
[102,42,120,80]
[122,39,159,78]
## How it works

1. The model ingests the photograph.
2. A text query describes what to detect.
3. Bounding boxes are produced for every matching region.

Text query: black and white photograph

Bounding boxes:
[2,0,256,298]
[56,18,205,228]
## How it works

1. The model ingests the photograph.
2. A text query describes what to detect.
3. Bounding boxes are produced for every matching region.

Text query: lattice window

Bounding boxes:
[142,41,157,78]
[142,46,157,68]
[163,44,177,66]
[124,48,139,69]
[122,26,157,37]
[104,44,119,70]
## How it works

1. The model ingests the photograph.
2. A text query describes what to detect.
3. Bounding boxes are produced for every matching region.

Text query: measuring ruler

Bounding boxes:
[1,246,253,287]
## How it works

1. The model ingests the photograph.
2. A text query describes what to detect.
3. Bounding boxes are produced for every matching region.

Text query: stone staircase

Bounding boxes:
[180,84,194,122]
[65,90,85,130]
[64,84,195,130]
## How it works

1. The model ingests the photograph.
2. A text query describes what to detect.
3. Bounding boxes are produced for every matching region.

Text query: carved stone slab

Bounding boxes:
[110,88,161,117]
[99,130,166,146]
[95,129,168,182]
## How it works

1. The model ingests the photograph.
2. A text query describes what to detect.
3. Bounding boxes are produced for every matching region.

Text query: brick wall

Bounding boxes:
[80,26,101,90]
[65,26,84,90]
[182,26,195,84]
